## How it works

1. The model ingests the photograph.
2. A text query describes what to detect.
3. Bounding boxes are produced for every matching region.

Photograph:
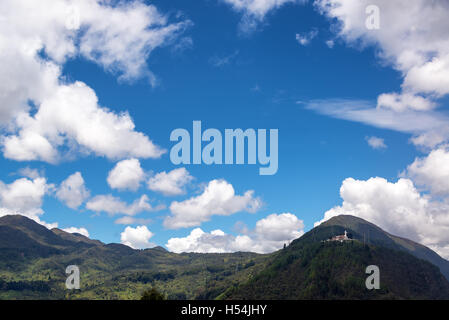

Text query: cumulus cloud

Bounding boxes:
[120,225,155,249]
[3,82,166,162]
[147,167,193,196]
[222,0,305,33]
[254,213,304,242]
[86,194,164,216]
[406,147,449,196]
[0,176,57,228]
[0,177,47,214]
[365,136,386,150]
[107,158,145,192]
[166,213,304,253]
[377,92,436,112]
[166,228,242,253]
[0,0,189,162]
[62,227,89,238]
[164,179,262,229]
[56,172,90,209]
[314,176,449,259]
[313,0,449,148]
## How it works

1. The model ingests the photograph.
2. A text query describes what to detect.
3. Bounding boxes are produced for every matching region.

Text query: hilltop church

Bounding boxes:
[329,230,352,242]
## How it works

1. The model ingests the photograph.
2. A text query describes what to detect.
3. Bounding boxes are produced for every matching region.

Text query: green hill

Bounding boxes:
[319,215,449,280]
[224,215,449,299]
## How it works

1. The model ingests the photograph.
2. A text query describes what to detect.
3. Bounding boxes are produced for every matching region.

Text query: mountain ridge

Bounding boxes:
[1,214,449,300]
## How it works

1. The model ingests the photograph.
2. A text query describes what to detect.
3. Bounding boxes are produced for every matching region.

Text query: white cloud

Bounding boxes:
[56,172,90,209]
[0,176,57,229]
[107,158,145,192]
[2,82,166,162]
[295,29,318,46]
[222,0,305,33]
[147,167,193,196]
[0,0,189,162]
[120,225,155,249]
[404,54,449,97]
[325,39,334,48]
[166,228,241,253]
[166,213,304,253]
[377,92,436,112]
[365,136,386,150]
[254,213,304,242]
[406,147,449,196]
[314,176,449,259]
[164,179,262,229]
[86,194,164,216]
[0,177,47,217]
[62,226,89,238]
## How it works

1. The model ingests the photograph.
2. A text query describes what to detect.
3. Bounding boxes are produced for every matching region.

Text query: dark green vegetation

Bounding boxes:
[225,215,449,299]
[140,287,165,300]
[1,214,449,300]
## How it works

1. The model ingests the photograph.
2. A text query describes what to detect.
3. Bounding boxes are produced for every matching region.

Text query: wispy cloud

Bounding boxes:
[209,50,239,67]
[304,98,449,149]
[251,84,261,92]
[222,0,306,34]
[295,28,318,46]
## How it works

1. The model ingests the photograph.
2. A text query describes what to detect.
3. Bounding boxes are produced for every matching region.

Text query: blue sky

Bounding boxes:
[1,0,449,255]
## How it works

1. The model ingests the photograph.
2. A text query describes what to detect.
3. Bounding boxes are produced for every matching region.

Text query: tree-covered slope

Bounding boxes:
[225,240,449,299]
[224,215,449,300]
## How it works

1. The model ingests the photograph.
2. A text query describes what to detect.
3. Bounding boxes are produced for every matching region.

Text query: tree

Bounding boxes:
[140,287,165,300]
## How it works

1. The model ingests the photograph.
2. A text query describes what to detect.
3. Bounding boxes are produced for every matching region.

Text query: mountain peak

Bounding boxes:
[315,214,449,280]
[0,214,102,249]
[321,215,382,230]
[0,214,42,227]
